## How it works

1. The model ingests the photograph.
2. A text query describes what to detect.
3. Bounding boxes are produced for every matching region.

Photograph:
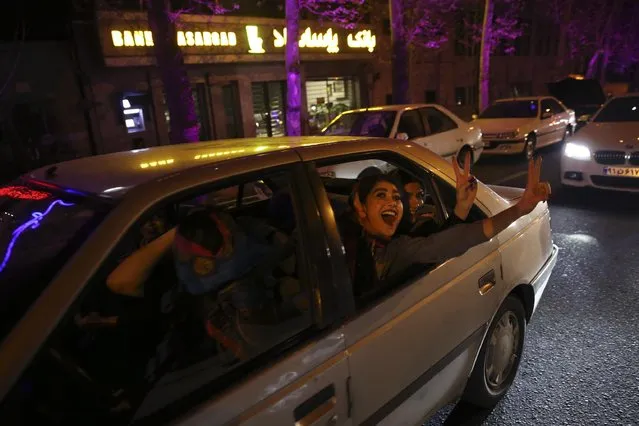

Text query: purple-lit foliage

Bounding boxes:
[553,0,639,81]
[389,0,457,104]
[461,0,524,110]
[285,0,365,136]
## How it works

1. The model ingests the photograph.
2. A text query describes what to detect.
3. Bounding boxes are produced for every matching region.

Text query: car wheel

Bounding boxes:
[522,134,536,160]
[457,146,474,167]
[462,295,526,408]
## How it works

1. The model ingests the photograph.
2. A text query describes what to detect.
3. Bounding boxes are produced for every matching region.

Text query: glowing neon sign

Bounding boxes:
[109,25,376,55]
[347,30,376,53]
[0,199,74,274]
[271,27,340,53]
[177,31,237,47]
[0,186,51,201]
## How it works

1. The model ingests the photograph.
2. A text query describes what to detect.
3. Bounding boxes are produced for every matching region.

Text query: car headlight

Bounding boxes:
[564,142,591,160]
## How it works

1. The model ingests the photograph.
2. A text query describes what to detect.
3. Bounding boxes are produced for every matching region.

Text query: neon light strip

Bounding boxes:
[0,199,75,274]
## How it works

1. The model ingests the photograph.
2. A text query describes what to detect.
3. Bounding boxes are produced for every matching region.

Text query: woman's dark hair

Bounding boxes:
[354,173,402,205]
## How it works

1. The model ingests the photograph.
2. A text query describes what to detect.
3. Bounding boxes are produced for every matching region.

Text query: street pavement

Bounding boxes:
[427,144,639,426]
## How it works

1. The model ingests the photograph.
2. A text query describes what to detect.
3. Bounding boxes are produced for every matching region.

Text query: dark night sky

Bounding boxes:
[0,0,73,42]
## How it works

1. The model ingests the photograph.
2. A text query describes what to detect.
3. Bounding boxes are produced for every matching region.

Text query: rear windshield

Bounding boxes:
[322,111,397,137]
[0,182,109,341]
[480,100,539,119]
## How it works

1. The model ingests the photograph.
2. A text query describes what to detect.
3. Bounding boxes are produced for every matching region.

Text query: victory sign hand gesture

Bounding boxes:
[452,151,478,220]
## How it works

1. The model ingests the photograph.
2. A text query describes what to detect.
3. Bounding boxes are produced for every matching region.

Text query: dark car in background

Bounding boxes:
[547,77,607,130]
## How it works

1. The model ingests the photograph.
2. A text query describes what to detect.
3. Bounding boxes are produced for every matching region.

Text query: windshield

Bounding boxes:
[322,111,397,137]
[480,100,539,119]
[593,97,639,123]
[0,183,108,341]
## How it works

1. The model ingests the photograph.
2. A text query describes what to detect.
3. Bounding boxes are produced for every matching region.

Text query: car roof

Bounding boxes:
[494,96,549,102]
[23,136,381,198]
[341,104,439,113]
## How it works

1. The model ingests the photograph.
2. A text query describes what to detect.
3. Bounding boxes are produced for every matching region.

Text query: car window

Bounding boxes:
[0,182,110,342]
[2,169,314,425]
[480,100,539,119]
[313,153,458,310]
[593,96,639,122]
[322,111,396,137]
[396,110,426,139]
[548,99,565,115]
[419,107,458,134]
[540,99,553,117]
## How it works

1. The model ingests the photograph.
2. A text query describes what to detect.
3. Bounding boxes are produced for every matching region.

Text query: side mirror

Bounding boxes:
[471,114,479,120]
[396,132,409,141]
[541,111,553,120]
[577,114,591,123]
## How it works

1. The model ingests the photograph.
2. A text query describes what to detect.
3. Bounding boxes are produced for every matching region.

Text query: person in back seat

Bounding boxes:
[107,206,300,359]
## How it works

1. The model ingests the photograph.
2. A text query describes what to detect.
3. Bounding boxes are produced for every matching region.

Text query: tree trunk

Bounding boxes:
[147,0,199,143]
[585,50,602,79]
[556,0,573,76]
[390,0,409,104]
[478,0,494,112]
[285,0,302,136]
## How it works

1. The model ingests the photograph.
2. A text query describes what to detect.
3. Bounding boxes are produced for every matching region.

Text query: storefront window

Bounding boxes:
[222,83,242,138]
[306,77,360,134]
[252,81,286,138]
[163,84,211,141]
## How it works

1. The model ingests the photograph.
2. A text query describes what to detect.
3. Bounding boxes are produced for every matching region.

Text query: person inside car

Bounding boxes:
[106,206,300,359]
[345,157,550,301]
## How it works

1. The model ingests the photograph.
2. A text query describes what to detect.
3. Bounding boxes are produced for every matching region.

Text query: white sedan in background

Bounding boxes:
[561,93,639,191]
[321,104,483,178]
[473,97,576,159]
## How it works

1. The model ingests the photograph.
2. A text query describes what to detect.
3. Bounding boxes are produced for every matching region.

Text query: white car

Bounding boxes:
[561,93,639,191]
[321,104,483,178]
[473,96,576,159]
[0,137,557,425]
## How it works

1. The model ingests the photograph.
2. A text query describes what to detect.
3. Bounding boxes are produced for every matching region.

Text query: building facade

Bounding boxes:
[2,1,626,174]
[70,9,380,154]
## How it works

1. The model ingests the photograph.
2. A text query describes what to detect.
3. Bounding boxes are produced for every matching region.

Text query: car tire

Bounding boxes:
[461,295,527,409]
[522,134,536,160]
[457,146,474,167]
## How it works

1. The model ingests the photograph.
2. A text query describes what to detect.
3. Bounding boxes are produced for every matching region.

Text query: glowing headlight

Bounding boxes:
[564,142,591,160]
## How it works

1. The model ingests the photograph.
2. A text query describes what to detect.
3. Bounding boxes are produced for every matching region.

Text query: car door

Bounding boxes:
[548,98,570,142]
[539,98,560,146]
[418,107,463,160]
[305,151,503,426]
[0,161,353,426]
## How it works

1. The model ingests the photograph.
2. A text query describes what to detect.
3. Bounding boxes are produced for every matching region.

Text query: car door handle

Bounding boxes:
[294,384,337,426]
[478,269,496,295]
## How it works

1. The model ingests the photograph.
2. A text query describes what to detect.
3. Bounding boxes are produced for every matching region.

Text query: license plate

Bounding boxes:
[603,167,639,177]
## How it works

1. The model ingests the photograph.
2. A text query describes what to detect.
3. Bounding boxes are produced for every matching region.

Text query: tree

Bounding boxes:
[284,0,365,136]
[558,0,639,83]
[389,0,457,104]
[471,0,524,111]
[146,0,237,144]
